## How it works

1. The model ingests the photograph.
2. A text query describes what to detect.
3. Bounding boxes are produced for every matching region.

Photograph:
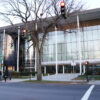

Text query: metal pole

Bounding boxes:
[17,26,20,72]
[77,15,82,75]
[35,48,37,72]
[55,26,58,74]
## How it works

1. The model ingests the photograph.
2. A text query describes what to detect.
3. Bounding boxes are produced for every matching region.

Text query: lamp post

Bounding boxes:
[17,26,20,72]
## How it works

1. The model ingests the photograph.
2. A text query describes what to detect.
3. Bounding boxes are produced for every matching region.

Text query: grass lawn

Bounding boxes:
[24,80,67,83]
[75,75,100,80]
[24,80,87,84]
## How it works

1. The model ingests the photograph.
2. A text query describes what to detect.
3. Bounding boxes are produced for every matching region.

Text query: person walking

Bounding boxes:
[9,71,12,80]
[0,70,2,81]
[3,70,8,82]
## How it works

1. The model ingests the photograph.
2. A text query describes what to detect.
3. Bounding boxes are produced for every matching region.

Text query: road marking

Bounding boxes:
[81,85,95,100]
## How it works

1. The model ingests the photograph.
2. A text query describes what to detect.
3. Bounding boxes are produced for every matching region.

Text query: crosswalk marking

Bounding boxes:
[81,85,95,100]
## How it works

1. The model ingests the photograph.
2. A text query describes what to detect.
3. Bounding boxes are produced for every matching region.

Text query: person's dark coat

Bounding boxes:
[3,71,8,78]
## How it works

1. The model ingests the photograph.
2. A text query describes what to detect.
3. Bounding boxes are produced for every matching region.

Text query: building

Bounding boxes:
[0,32,15,71]
[0,8,100,74]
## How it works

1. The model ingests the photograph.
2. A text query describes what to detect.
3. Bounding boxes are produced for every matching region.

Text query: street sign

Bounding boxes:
[0,54,5,57]
[0,57,3,61]
[71,61,76,66]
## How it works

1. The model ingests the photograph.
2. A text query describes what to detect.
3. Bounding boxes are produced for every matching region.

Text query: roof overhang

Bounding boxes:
[0,8,100,34]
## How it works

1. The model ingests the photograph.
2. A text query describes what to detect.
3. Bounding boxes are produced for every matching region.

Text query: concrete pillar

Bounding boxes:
[77,15,82,75]
[44,66,46,74]
[83,65,86,74]
[63,65,65,74]
[55,26,58,75]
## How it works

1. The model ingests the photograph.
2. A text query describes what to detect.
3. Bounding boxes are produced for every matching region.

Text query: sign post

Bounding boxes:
[71,60,76,73]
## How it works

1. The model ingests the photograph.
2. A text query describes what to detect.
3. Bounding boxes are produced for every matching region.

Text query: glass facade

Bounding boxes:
[25,40,34,61]
[42,25,100,62]
[25,40,34,71]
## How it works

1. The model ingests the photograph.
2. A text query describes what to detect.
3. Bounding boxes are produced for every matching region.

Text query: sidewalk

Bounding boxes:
[0,78,87,84]
[0,78,36,83]
[42,73,80,81]
[88,80,100,85]
[0,75,100,85]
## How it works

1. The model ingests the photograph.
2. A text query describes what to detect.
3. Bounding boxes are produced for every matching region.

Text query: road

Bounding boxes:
[0,82,99,100]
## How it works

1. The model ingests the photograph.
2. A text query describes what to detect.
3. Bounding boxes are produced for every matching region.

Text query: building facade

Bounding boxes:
[23,8,100,74]
[41,24,100,74]
[0,32,15,71]
[0,8,100,74]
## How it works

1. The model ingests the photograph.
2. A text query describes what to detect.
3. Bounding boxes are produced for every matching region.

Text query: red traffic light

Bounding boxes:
[60,1,65,6]
[22,29,26,33]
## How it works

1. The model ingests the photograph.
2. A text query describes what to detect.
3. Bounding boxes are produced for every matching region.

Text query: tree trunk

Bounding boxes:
[36,47,42,81]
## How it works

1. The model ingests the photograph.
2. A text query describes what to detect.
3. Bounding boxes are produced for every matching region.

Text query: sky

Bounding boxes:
[84,0,100,9]
[0,0,100,27]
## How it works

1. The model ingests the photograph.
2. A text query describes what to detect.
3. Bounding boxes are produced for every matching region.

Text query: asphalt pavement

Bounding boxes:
[0,82,99,100]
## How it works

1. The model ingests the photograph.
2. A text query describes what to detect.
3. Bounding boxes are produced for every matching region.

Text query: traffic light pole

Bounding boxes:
[85,61,89,82]
[35,47,37,77]
[17,26,20,72]
[86,64,89,82]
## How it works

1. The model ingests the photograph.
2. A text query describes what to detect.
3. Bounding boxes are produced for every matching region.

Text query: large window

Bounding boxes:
[42,25,100,62]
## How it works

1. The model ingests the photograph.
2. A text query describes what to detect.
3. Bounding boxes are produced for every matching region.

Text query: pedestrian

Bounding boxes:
[3,70,8,82]
[0,70,2,81]
[9,71,12,80]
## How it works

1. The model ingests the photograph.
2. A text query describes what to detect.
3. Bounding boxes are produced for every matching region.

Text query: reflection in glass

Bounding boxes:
[42,25,100,62]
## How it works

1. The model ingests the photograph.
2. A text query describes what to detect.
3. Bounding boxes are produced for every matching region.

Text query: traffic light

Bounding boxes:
[22,29,26,33]
[60,1,67,19]
[22,29,26,38]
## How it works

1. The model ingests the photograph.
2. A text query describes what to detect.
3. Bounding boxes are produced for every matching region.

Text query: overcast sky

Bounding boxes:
[85,0,100,9]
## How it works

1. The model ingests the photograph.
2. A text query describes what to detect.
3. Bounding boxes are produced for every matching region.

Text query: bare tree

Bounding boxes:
[0,0,84,80]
